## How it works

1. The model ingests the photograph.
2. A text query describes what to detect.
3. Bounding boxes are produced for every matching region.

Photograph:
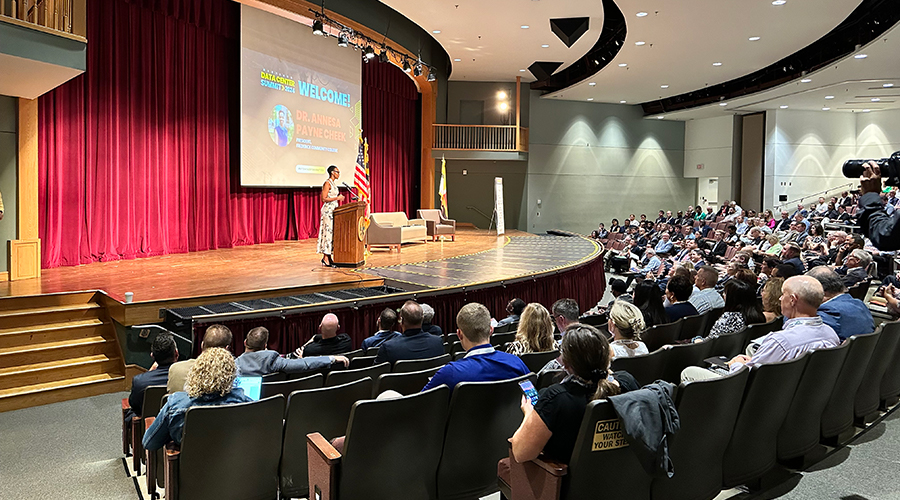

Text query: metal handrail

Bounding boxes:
[466,205,492,224]
[775,182,855,212]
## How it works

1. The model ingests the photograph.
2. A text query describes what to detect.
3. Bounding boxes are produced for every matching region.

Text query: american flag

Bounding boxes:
[354,136,370,218]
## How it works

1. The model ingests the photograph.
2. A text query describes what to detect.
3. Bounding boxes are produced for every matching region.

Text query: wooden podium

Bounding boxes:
[332,201,367,267]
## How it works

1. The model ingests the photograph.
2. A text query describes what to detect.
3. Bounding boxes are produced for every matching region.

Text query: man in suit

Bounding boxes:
[375,301,445,364]
[167,324,231,393]
[836,249,871,288]
[125,332,178,422]
[808,266,875,341]
[781,243,806,274]
[705,230,728,263]
[237,326,347,376]
[775,210,792,232]
[362,308,402,350]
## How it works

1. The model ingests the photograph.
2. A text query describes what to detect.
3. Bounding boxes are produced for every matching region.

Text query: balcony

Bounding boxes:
[1,0,85,36]
[433,124,528,152]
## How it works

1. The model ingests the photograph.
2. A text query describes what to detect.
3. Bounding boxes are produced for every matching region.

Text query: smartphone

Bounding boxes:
[519,380,539,406]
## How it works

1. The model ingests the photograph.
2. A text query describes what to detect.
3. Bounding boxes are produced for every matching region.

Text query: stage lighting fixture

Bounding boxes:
[364,46,375,60]
[379,48,389,63]
[312,19,324,36]
[427,67,436,82]
[403,59,412,73]
[414,61,423,77]
[337,32,349,47]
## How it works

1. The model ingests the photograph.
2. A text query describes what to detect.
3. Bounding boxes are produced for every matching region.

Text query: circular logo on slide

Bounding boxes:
[268,105,294,147]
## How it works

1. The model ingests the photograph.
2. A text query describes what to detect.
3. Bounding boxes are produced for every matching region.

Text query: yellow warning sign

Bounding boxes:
[592,419,629,452]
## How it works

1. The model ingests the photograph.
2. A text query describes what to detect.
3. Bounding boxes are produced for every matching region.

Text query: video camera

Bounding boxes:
[842,151,900,186]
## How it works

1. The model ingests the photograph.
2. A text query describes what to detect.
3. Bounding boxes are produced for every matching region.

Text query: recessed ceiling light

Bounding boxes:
[589,82,597,86]
[454,58,461,62]
[657,116,664,119]
[661,85,669,89]
[432,30,441,34]
[822,107,830,111]
[872,98,881,102]
[719,102,728,106]
[863,109,871,112]
[618,63,628,67]
[636,11,648,17]
[519,69,526,72]
[780,105,789,109]
[825,95,834,99]
[854,54,868,59]
[635,41,646,46]
[712,62,723,66]
[748,36,761,41]
[772,0,786,5]
[541,44,550,48]
[587,98,594,101]
[884,83,894,88]
[620,100,627,104]
[520,25,529,29]
[801,78,812,83]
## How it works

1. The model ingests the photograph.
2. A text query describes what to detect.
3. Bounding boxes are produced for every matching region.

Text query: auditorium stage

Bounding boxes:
[0,229,603,326]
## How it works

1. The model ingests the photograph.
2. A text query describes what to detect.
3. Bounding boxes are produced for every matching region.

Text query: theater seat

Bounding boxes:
[611,347,666,387]
[519,350,560,374]
[121,385,167,476]
[707,327,749,358]
[260,373,324,403]
[879,321,900,408]
[854,321,900,425]
[659,341,713,384]
[679,314,709,341]
[308,385,450,500]
[392,353,450,373]
[642,319,683,352]
[820,331,879,443]
[374,367,441,396]
[325,362,390,387]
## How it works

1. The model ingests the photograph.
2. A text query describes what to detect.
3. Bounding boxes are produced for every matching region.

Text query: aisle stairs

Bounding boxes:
[0,292,125,412]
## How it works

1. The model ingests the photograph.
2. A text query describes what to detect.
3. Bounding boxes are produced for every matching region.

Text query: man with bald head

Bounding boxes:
[299,313,353,357]
[167,324,232,393]
[375,301,444,365]
[682,275,839,382]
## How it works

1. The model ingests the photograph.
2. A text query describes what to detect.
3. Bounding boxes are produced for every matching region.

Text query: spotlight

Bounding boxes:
[403,59,412,73]
[312,20,324,36]
[427,67,436,82]
[414,61,423,77]
[379,49,389,64]
[337,32,349,47]
[364,46,375,60]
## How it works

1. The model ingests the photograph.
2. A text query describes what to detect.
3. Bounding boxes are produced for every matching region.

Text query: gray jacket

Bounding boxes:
[608,381,680,478]
[235,350,332,376]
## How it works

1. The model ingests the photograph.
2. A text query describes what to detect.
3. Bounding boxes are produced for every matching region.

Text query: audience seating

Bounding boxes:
[145,394,169,497]
[325,362,390,387]
[777,342,850,463]
[261,372,287,382]
[280,378,374,499]
[537,369,566,390]
[642,319,684,352]
[659,341,713,384]
[708,328,749,358]
[392,353,450,373]
[578,314,606,327]
[343,348,364,359]
[121,385,166,476]
[678,313,709,341]
[436,374,535,500]
[854,321,900,425]
[820,331,880,443]
[880,322,900,409]
[308,386,450,500]
[260,373,324,402]
[611,348,666,387]
[448,340,466,355]
[519,350,560,374]
[651,367,750,500]
[163,395,284,500]
[365,346,381,356]
[374,367,441,396]
[452,351,467,361]
[493,321,518,334]
[417,209,456,241]
[847,280,870,301]
[722,354,809,488]
[490,332,516,346]
[348,355,377,369]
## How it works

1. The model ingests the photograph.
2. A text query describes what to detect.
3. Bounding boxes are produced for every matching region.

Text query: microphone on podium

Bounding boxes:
[341,182,360,201]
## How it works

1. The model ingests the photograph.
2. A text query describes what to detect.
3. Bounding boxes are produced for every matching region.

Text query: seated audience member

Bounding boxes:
[298,313,354,357]
[167,324,232,394]
[807,266,875,341]
[421,303,443,336]
[781,243,806,274]
[630,248,662,276]
[633,280,669,328]
[497,298,527,328]
[705,280,766,339]
[664,275,699,322]
[143,348,252,451]
[509,324,639,464]
[837,249,871,288]
[689,266,724,314]
[682,276,839,382]
[375,301,445,364]
[125,332,178,422]
[507,303,556,355]
[587,278,632,315]
[423,303,529,391]
[653,233,674,255]
[608,301,648,359]
[551,298,580,335]
[361,308,402,350]
[762,277,785,323]
[687,249,706,270]
[236,327,347,376]
[761,234,783,257]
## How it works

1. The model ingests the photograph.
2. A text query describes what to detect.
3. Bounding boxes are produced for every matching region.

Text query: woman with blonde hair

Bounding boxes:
[762,277,784,323]
[506,303,556,355]
[143,347,252,451]
[608,300,648,358]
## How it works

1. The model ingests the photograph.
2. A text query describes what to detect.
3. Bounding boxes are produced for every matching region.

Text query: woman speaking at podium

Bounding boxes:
[317,165,344,267]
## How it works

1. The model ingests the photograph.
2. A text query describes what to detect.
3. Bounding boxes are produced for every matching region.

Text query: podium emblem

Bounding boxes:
[357,217,367,241]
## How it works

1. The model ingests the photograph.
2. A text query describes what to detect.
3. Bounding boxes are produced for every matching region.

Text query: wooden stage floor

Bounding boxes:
[0,229,598,304]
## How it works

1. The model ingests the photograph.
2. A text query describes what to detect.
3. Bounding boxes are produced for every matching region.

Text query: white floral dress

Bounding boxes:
[317,179,338,254]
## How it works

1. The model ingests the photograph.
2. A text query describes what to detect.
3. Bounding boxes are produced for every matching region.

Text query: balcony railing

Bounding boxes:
[433,124,528,152]
[1,0,83,36]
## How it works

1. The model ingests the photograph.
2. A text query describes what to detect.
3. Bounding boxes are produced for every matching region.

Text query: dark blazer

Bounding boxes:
[374,328,445,364]
[664,302,699,323]
[842,267,868,288]
[422,323,443,337]
[784,256,806,273]
[303,334,354,357]
[127,364,172,420]
[708,240,728,259]
[818,294,875,340]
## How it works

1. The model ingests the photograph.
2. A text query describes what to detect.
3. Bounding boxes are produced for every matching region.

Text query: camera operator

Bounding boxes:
[858,161,900,251]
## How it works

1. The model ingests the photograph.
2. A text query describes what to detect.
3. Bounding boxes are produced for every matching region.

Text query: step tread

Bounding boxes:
[0,354,116,376]
[0,336,111,356]
[0,318,107,336]
[0,303,103,319]
[0,373,124,399]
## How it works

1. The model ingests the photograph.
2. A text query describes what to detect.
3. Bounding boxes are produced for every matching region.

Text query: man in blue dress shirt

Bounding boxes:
[423,302,529,392]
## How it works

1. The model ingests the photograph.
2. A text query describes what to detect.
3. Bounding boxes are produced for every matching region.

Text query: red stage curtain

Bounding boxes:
[38,0,419,268]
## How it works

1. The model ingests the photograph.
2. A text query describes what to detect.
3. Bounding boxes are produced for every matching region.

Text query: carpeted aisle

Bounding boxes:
[0,391,138,500]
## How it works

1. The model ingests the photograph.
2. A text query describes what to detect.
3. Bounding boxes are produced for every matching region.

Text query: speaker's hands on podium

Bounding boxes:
[337,194,345,202]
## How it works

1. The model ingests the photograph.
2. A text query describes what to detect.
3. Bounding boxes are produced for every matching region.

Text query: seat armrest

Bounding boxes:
[165,443,181,500]
[145,416,158,496]
[440,216,456,228]
[508,443,567,500]
[308,432,342,500]
[426,220,437,232]
[408,218,426,226]
[131,415,144,475]
[122,399,132,455]
[122,398,131,410]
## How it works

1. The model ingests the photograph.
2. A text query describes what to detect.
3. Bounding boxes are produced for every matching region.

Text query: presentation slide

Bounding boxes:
[240,5,362,187]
